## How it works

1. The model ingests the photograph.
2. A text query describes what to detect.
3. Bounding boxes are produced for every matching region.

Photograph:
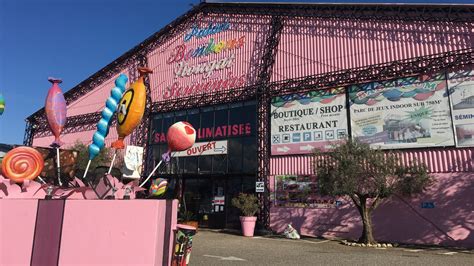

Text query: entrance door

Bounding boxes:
[209,179,226,228]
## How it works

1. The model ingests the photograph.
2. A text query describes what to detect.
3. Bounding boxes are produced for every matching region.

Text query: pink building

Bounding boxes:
[26,2,474,247]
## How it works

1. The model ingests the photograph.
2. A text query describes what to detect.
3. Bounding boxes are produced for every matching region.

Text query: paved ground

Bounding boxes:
[190,230,473,266]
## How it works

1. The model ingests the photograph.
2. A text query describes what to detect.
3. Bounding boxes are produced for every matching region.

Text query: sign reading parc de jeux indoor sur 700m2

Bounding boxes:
[350,74,454,149]
[161,20,247,100]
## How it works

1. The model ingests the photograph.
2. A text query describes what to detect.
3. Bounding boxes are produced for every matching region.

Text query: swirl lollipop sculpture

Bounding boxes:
[140,121,196,187]
[1,147,44,183]
[149,178,168,197]
[83,74,128,179]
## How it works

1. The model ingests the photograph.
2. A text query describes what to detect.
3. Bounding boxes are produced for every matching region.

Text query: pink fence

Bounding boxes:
[271,147,474,175]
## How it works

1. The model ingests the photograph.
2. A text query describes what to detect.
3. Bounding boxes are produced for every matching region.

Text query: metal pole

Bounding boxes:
[56,147,62,186]
[139,160,163,187]
[83,160,92,179]
[108,152,117,175]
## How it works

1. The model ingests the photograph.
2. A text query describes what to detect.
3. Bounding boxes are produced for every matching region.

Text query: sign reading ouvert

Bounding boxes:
[174,140,228,157]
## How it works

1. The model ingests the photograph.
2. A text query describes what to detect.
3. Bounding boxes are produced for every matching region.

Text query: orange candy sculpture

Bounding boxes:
[1,147,44,183]
[112,67,153,149]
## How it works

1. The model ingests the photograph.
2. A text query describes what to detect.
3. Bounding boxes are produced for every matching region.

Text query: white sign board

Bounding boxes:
[350,75,454,149]
[122,145,143,179]
[448,68,474,147]
[256,181,265,193]
[271,88,348,155]
[174,140,228,157]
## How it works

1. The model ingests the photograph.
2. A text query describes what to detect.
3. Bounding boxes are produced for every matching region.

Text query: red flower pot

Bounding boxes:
[239,216,257,237]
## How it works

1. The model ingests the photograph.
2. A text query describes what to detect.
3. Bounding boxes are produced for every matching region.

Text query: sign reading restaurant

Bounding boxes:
[270,88,348,155]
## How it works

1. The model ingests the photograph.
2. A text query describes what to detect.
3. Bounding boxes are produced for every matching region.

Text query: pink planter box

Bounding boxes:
[0,199,178,266]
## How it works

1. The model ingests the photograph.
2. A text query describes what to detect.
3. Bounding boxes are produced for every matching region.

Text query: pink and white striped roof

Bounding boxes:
[272,17,473,81]
[31,5,473,147]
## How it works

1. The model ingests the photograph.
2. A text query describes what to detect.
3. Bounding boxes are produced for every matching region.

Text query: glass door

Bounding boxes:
[209,178,226,228]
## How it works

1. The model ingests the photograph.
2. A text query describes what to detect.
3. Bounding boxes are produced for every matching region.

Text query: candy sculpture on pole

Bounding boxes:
[105,67,152,180]
[112,67,153,149]
[149,178,168,197]
[45,78,67,146]
[140,121,196,187]
[45,77,67,186]
[1,147,45,183]
[0,93,5,116]
[82,74,128,179]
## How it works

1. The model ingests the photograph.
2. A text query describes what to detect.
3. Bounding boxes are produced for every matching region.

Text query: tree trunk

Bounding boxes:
[354,196,376,244]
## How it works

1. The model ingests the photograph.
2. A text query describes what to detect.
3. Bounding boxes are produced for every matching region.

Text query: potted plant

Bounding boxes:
[179,209,199,231]
[231,193,259,237]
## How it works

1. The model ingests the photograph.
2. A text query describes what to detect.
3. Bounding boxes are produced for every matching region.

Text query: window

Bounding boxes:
[151,102,256,175]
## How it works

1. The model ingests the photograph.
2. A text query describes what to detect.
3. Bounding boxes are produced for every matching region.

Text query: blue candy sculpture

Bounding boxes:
[88,74,128,160]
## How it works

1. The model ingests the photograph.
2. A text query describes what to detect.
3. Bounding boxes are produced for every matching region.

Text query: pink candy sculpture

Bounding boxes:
[167,121,196,152]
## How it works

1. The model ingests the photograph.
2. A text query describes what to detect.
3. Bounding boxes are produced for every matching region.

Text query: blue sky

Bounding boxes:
[0,0,473,145]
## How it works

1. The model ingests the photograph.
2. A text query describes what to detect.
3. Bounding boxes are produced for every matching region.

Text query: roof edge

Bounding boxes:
[206,1,474,7]
[27,1,474,121]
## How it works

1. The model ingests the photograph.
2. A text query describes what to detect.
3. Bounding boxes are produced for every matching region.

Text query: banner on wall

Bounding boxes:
[270,88,348,155]
[349,74,454,149]
[274,175,336,209]
[448,67,474,147]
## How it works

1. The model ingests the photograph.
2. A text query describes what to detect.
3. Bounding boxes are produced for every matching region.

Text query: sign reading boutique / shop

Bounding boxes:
[270,88,348,155]
[349,74,454,149]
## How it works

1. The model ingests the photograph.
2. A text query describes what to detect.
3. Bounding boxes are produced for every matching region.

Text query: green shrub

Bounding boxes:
[231,193,259,217]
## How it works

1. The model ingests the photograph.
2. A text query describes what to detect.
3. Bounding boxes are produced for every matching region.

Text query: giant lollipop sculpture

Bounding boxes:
[45,77,67,186]
[1,147,45,184]
[82,74,128,179]
[139,121,196,187]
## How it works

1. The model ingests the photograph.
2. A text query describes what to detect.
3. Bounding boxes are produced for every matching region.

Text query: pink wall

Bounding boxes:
[32,70,133,147]
[67,71,130,116]
[270,147,474,247]
[0,199,178,266]
[272,18,473,81]
[59,200,178,266]
[270,169,474,247]
[0,199,38,266]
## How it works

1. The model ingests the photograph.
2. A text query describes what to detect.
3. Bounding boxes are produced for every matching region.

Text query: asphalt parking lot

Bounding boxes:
[190,230,473,266]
